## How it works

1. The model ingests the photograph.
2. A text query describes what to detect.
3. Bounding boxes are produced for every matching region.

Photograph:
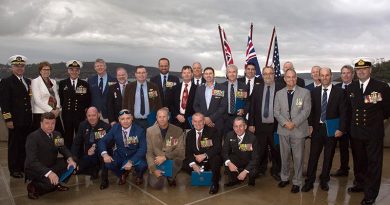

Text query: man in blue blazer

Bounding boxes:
[87,58,117,121]
[98,109,147,186]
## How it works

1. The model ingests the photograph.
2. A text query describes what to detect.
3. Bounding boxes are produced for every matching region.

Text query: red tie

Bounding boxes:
[197,131,202,150]
[181,83,189,109]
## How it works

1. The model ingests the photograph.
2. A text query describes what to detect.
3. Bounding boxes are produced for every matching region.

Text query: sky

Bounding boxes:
[0,0,389,75]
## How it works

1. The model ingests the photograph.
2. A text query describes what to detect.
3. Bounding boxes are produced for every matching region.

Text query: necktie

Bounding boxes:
[246,79,251,93]
[122,130,128,147]
[181,83,189,110]
[238,136,243,145]
[197,131,202,150]
[19,78,27,91]
[230,84,235,114]
[344,84,348,90]
[163,75,167,94]
[320,89,328,122]
[99,77,103,94]
[196,79,200,86]
[263,85,270,118]
[140,84,145,115]
[72,80,76,91]
[48,133,53,140]
[121,84,125,97]
[360,83,364,95]
[287,90,293,119]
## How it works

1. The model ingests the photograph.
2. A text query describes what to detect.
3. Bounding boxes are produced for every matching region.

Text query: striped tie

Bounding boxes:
[320,89,328,122]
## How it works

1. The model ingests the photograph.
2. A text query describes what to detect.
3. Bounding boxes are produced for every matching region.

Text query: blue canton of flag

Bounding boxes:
[273,35,281,78]
[245,27,261,77]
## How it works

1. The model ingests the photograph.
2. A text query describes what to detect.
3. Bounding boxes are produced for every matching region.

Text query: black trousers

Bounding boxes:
[183,155,222,185]
[8,125,31,173]
[77,154,108,181]
[224,114,237,135]
[225,155,257,182]
[350,131,383,200]
[62,111,85,149]
[305,124,336,184]
[335,133,350,171]
[255,122,281,175]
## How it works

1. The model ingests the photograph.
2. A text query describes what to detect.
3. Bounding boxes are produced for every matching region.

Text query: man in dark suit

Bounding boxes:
[122,65,162,130]
[193,67,227,136]
[71,107,111,190]
[305,66,321,91]
[0,55,32,178]
[302,67,347,192]
[192,62,206,86]
[346,58,390,205]
[183,112,222,194]
[99,109,147,186]
[276,61,305,88]
[150,58,180,109]
[237,62,263,96]
[170,66,197,129]
[223,117,258,187]
[87,58,117,122]
[248,66,283,180]
[332,64,354,177]
[59,60,91,149]
[25,112,77,199]
[222,64,248,134]
[107,67,129,126]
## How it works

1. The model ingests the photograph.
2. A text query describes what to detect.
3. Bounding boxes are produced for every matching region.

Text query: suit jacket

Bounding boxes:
[222,131,258,173]
[348,78,390,139]
[108,82,128,123]
[71,120,111,160]
[274,86,311,138]
[170,82,197,129]
[308,85,348,134]
[335,82,352,132]
[58,78,91,113]
[87,74,117,118]
[25,129,72,179]
[150,74,180,108]
[184,126,221,165]
[146,123,185,172]
[193,83,228,129]
[31,76,61,113]
[305,82,321,91]
[98,123,146,163]
[221,80,249,115]
[0,74,32,126]
[248,82,284,130]
[192,77,206,86]
[122,81,162,117]
[277,76,305,88]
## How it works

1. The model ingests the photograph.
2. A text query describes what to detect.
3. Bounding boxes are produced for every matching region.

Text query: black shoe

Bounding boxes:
[27,182,39,200]
[291,185,300,193]
[209,184,219,194]
[361,198,375,205]
[90,170,99,180]
[56,184,70,191]
[271,173,281,181]
[320,182,329,191]
[100,180,109,190]
[330,169,348,177]
[11,172,24,178]
[225,180,240,187]
[248,176,255,186]
[348,186,364,193]
[167,178,177,187]
[278,181,289,188]
[301,183,313,192]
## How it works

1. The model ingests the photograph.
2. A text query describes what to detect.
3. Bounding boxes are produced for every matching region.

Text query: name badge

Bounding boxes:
[126,136,139,145]
[75,85,87,94]
[54,136,64,147]
[200,138,213,148]
[94,129,106,140]
[148,90,158,98]
[212,89,224,97]
[364,92,383,104]
[165,136,178,147]
[239,143,253,152]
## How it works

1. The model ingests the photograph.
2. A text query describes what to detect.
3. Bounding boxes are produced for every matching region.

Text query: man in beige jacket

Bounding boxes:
[146,108,185,189]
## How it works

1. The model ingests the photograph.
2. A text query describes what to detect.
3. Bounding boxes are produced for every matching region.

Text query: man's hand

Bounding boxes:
[335,130,343,138]
[123,160,133,171]
[285,121,295,130]
[308,126,313,137]
[102,154,114,163]
[154,156,166,165]
[67,158,77,170]
[248,126,255,133]
[204,117,215,127]
[5,121,14,129]
[176,114,185,123]
[87,144,96,156]
[48,172,59,185]
[153,170,163,177]
[194,154,206,163]
[227,161,238,172]
[237,170,248,181]
[191,164,201,174]
[51,109,60,118]
[237,109,244,116]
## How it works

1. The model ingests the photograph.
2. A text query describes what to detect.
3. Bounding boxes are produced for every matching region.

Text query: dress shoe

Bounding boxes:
[301,183,314,192]
[118,171,130,185]
[320,182,329,191]
[330,169,348,177]
[56,184,70,191]
[27,182,39,200]
[135,177,143,185]
[167,178,176,187]
[224,180,240,187]
[271,173,281,181]
[209,184,219,194]
[348,186,364,193]
[100,180,109,190]
[278,181,289,188]
[248,176,256,186]
[361,198,375,205]
[90,170,99,180]
[11,172,24,178]
[291,185,300,193]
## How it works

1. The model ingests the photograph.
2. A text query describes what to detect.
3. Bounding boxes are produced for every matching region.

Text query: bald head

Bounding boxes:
[86,107,100,126]
[319,67,332,87]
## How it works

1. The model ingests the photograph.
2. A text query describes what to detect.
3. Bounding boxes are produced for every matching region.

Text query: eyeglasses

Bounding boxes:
[118,109,131,116]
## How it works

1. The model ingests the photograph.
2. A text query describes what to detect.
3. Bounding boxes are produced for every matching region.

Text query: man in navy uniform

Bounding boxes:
[0,55,32,178]
[107,67,129,126]
[99,109,147,186]
[347,58,390,205]
[71,107,111,189]
[59,60,91,149]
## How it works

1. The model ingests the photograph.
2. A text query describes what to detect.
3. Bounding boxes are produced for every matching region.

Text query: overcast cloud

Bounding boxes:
[1,0,389,74]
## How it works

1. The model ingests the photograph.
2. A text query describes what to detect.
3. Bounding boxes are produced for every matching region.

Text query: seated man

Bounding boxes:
[223,117,258,187]
[71,107,111,190]
[25,112,77,200]
[98,109,147,186]
[146,108,185,189]
[183,112,222,195]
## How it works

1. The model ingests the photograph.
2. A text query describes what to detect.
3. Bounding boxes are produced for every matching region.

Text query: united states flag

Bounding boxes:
[273,35,281,78]
[245,25,261,76]
[221,26,234,65]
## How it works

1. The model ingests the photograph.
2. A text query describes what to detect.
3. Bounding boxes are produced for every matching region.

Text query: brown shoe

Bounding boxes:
[56,184,70,191]
[119,171,130,185]
[135,177,143,185]
[27,182,39,200]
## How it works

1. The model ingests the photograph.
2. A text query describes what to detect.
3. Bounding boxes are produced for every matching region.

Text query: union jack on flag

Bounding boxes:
[273,35,281,78]
[221,26,234,65]
[245,25,261,76]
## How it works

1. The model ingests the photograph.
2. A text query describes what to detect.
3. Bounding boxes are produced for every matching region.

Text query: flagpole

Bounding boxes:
[250,22,253,39]
[218,24,228,67]
[265,26,276,66]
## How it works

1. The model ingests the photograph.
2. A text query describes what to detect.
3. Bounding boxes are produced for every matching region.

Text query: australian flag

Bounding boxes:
[273,35,281,78]
[245,25,261,77]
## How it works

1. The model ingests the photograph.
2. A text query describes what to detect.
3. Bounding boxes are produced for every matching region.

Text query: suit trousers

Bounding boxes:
[62,111,85,149]
[335,133,350,171]
[8,125,31,173]
[305,124,336,184]
[255,122,281,175]
[183,155,222,185]
[104,155,147,178]
[225,155,256,182]
[148,159,182,189]
[279,134,305,186]
[77,154,108,181]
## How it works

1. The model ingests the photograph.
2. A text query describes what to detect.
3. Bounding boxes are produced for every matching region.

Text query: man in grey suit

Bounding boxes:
[274,69,311,193]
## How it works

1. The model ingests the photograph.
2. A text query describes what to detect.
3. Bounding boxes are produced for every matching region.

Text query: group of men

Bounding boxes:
[0,55,389,205]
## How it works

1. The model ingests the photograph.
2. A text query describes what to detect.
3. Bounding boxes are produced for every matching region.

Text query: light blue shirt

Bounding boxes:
[205,82,215,110]
[98,73,108,93]
[134,81,150,119]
